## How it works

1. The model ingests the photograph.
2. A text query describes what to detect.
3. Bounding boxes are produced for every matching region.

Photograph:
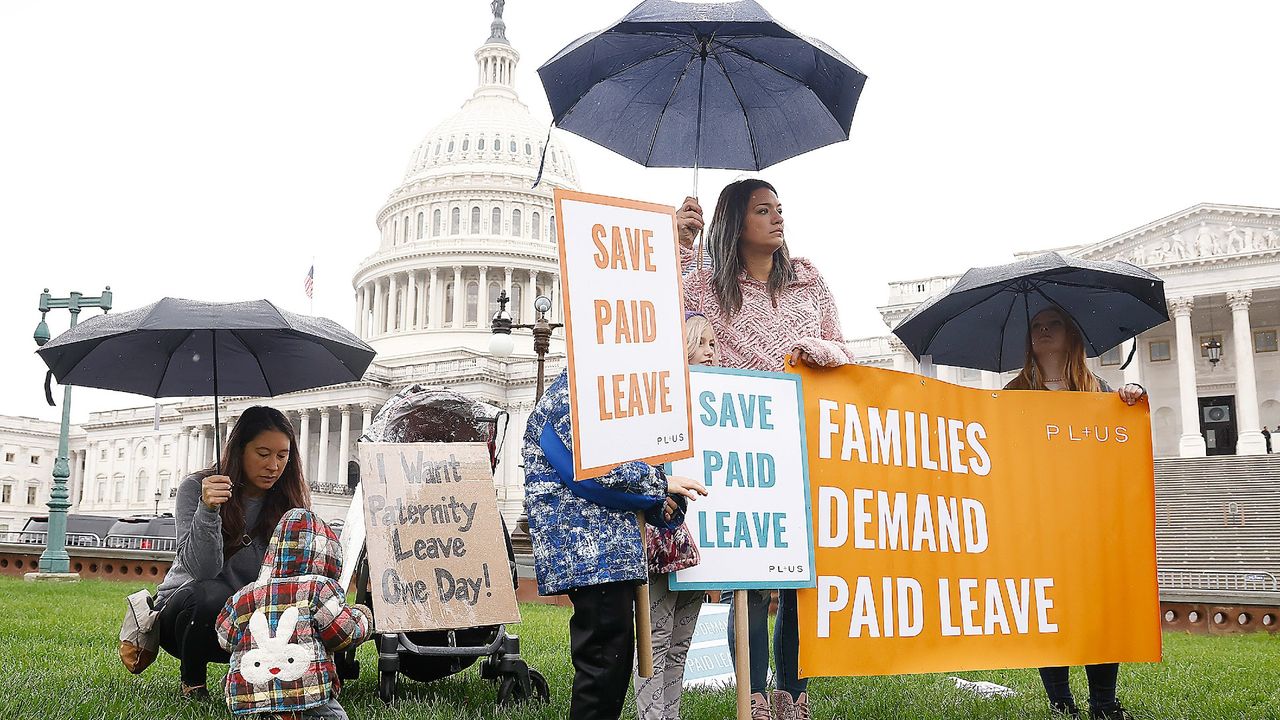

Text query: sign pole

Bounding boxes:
[734,590,751,720]
[635,510,654,678]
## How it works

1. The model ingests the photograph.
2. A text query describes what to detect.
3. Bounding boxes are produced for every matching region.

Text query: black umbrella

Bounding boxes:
[36,298,376,472]
[892,252,1168,373]
[536,0,867,188]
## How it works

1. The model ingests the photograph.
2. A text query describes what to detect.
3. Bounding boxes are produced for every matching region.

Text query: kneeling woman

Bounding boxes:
[1005,307,1145,720]
[155,406,310,699]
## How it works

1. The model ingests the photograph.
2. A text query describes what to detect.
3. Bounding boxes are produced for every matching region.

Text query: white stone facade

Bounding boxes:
[863,203,1280,459]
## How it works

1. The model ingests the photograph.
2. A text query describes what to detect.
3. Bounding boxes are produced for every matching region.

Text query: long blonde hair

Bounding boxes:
[684,313,719,366]
[1006,307,1101,392]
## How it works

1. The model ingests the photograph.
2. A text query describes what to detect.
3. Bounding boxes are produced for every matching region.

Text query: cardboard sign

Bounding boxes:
[358,442,521,632]
[791,364,1161,677]
[670,367,815,590]
[554,188,694,479]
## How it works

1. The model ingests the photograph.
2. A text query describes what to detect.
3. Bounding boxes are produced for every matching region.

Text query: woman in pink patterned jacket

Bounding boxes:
[676,178,854,720]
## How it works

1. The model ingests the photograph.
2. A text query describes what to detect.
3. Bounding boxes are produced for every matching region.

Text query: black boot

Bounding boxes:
[1090,704,1133,720]
[1051,701,1080,718]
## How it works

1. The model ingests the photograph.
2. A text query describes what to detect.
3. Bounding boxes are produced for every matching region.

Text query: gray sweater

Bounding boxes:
[156,471,266,602]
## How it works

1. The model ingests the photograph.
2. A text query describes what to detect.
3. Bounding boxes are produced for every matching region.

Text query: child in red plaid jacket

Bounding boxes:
[216,509,371,719]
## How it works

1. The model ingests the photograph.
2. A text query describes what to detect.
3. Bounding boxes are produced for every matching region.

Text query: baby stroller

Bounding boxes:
[333,385,550,706]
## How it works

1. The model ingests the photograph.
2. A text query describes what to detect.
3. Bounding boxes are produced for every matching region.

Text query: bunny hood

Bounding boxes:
[258,508,343,583]
[216,509,371,716]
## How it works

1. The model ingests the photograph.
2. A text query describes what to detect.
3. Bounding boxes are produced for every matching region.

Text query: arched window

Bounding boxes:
[466,281,479,324]
[491,207,501,234]
[433,209,442,236]
[471,206,481,234]
[478,137,485,151]
[447,138,455,153]
[525,142,532,155]
[393,218,398,242]
[444,282,455,326]
[450,207,461,234]
[550,215,557,242]
[416,212,424,239]
[532,212,542,240]
[113,473,125,503]
[135,470,148,502]
[509,139,517,153]
[511,283,523,324]
[488,281,502,317]
[512,209,522,237]
[159,471,172,499]
[493,135,500,151]
[462,137,470,152]
[95,475,106,502]
[403,216,410,242]
[434,142,441,156]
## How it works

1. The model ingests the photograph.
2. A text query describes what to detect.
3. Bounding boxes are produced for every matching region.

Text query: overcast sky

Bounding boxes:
[2,0,1278,423]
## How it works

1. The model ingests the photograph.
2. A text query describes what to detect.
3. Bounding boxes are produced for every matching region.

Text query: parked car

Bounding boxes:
[104,514,177,551]
[18,514,116,547]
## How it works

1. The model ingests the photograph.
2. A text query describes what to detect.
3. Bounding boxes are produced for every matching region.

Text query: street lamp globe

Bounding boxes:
[489,332,516,358]
[534,295,552,315]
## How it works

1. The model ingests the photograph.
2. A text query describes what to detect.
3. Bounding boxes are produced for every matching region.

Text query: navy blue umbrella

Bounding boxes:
[892,252,1169,373]
[537,0,867,180]
[36,298,376,471]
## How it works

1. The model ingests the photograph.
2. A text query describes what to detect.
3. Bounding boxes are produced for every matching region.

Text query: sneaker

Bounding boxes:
[180,683,210,701]
[750,692,771,720]
[1090,705,1133,720]
[771,690,810,720]
[792,692,811,720]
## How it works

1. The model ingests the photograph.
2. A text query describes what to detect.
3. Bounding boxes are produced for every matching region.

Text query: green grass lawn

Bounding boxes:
[1,577,1276,719]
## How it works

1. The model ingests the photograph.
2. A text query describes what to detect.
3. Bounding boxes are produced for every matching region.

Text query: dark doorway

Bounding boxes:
[1199,395,1237,455]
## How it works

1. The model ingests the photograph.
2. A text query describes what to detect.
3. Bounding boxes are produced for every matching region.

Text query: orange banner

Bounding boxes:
[791,364,1161,677]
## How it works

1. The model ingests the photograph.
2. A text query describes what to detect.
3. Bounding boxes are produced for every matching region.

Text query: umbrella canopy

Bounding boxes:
[36,298,375,472]
[37,298,374,397]
[537,0,867,172]
[892,252,1169,373]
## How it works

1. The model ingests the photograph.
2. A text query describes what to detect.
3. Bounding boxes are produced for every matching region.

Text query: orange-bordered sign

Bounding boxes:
[554,188,695,480]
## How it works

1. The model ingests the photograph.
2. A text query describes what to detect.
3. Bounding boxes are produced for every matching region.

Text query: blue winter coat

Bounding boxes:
[523,371,682,595]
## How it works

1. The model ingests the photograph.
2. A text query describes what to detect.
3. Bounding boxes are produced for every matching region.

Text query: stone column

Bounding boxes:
[1170,298,1207,457]
[887,337,913,373]
[452,265,464,327]
[195,426,208,470]
[362,403,375,434]
[337,406,352,489]
[177,426,190,478]
[387,273,399,332]
[401,272,413,331]
[316,408,331,486]
[360,284,371,337]
[551,274,562,324]
[527,270,539,320]
[1228,290,1266,454]
[479,266,490,325]
[372,279,384,337]
[419,270,430,330]
[299,410,312,481]
[503,267,514,321]
[429,267,441,329]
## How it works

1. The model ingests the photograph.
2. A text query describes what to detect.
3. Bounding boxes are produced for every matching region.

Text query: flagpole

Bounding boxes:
[309,256,314,314]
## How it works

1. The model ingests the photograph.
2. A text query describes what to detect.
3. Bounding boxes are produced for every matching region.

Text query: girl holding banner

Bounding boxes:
[676,179,855,720]
[632,311,719,720]
[523,370,708,720]
[1005,307,1145,720]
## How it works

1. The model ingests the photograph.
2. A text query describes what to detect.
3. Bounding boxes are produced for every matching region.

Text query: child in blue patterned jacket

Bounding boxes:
[524,369,707,720]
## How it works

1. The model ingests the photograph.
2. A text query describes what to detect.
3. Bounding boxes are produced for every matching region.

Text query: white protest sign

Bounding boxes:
[670,367,815,590]
[681,601,735,688]
[554,188,694,480]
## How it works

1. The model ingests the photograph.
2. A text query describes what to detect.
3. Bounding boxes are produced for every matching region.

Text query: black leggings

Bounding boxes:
[567,582,637,720]
[157,578,235,687]
[1040,663,1120,712]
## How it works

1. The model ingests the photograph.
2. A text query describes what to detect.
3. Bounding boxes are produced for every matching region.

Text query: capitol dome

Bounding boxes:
[351,2,578,365]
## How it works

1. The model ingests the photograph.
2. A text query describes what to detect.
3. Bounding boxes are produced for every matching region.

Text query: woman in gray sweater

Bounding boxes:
[155,406,310,699]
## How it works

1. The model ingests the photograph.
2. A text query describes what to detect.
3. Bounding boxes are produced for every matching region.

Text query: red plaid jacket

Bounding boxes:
[216,509,371,716]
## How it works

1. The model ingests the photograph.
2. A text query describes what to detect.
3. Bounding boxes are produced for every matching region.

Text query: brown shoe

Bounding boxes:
[750,691,772,720]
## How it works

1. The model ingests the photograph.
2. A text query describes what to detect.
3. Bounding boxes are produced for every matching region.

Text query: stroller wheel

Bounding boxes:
[497,668,550,706]
[377,670,396,704]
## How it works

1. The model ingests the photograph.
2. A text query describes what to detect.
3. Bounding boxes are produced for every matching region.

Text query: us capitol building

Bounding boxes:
[2,6,1278,534]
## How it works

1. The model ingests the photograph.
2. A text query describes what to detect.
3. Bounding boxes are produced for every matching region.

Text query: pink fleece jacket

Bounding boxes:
[681,246,856,371]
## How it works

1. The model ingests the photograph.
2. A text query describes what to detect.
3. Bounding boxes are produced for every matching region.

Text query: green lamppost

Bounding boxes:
[31,286,112,579]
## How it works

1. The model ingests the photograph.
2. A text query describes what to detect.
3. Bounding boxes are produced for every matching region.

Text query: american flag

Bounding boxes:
[304,265,314,299]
